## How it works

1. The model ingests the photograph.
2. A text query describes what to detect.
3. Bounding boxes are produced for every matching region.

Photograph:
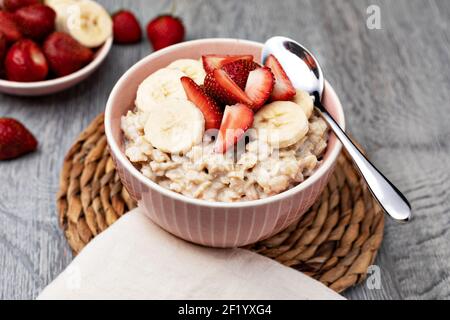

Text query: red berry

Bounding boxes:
[14,4,56,41]
[0,11,22,43]
[181,76,223,130]
[0,118,38,160]
[43,32,93,77]
[112,10,142,44]
[244,67,275,110]
[146,14,184,51]
[214,103,254,153]
[264,54,296,101]
[221,59,259,89]
[2,0,39,12]
[5,39,48,82]
[202,54,253,73]
[0,31,7,62]
[0,32,6,78]
[204,69,253,106]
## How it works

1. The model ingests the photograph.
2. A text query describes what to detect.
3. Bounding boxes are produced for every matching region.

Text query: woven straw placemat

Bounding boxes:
[57,113,384,293]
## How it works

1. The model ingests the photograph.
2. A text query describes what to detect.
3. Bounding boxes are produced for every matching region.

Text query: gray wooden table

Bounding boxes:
[1,0,449,300]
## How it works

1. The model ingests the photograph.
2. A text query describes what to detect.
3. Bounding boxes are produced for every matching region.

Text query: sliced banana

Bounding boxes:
[167,59,206,85]
[45,0,79,32]
[291,88,314,119]
[45,0,78,7]
[49,0,112,48]
[136,68,188,113]
[253,101,309,148]
[144,100,205,154]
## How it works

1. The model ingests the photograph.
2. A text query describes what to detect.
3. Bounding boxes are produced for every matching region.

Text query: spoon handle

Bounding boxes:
[315,102,412,222]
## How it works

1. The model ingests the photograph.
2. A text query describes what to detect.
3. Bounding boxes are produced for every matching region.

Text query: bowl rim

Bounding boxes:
[0,36,113,89]
[105,38,345,208]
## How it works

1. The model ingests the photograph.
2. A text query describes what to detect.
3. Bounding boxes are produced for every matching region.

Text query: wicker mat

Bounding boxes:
[57,113,384,293]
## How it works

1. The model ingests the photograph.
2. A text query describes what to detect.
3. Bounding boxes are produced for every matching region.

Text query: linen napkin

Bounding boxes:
[38,208,344,300]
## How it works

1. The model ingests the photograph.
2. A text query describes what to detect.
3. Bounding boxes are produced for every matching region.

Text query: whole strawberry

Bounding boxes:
[14,4,56,41]
[0,118,38,160]
[146,14,184,51]
[2,0,40,12]
[5,39,48,81]
[0,11,22,43]
[0,31,6,62]
[112,10,141,44]
[0,32,6,78]
[43,32,93,77]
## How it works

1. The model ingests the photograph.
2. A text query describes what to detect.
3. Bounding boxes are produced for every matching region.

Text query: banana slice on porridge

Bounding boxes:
[253,101,309,148]
[291,88,314,119]
[136,68,188,112]
[167,59,206,85]
[144,100,205,154]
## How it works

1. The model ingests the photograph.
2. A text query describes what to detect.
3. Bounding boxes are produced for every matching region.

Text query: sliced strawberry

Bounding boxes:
[180,76,223,130]
[221,59,260,89]
[264,54,296,101]
[204,69,254,106]
[202,54,253,73]
[214,103,254,153]
[244,67,274,110]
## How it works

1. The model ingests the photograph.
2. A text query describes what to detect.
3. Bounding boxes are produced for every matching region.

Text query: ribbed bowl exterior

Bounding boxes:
[112,152,336,247]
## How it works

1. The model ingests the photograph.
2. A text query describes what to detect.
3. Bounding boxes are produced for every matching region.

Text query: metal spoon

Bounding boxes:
[262,36,411,222]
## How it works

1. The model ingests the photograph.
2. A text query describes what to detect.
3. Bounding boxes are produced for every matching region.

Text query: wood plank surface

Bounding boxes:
[0,0,449,299]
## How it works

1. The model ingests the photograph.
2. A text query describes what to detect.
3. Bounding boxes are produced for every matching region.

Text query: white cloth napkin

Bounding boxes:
[38,208,344,300]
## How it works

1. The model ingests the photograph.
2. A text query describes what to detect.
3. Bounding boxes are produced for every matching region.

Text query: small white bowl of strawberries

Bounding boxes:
[0,0,113,96]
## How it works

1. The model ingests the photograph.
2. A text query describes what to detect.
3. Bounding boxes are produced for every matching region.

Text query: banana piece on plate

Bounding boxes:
[48,0,112,48]
[136,68,188,113]
[253,101,309,148]
[144,100,205,154]
[167,59,206,85]
[291,88,314,119]
[45,0,79,31]
[45,0,77,7]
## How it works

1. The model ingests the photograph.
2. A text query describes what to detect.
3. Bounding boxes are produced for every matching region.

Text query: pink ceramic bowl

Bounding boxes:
[105,38,345,248]
[0,37,112,96]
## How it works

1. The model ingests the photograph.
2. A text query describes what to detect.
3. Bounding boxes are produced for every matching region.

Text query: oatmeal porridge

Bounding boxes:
[121,54,329,202]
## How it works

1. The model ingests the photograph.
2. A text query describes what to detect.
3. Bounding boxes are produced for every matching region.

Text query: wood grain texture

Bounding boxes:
[0,0,449,300]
